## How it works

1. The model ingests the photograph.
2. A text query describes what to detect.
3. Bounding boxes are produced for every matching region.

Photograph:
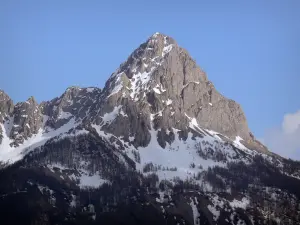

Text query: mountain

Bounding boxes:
[0,32,299,225]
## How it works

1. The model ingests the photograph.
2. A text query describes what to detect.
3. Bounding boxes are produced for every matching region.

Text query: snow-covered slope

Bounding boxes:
[0,116,89,164]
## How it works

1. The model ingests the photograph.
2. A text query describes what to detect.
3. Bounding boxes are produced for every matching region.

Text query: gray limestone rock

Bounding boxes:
[10,96,43,146]
[0,90,14,144]
[40,86,102,129]
[0,90,14,121]
[100,32,266,152]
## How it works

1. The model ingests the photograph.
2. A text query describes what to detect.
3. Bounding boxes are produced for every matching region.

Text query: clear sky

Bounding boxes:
[1,1,299,158]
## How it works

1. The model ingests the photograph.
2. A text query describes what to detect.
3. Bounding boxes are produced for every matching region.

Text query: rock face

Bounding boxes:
[101,33,264,151]
[0,92,43,147]
[9,96,43,147]
[0,90,14,144]
[0,32,299,225]
[40,86,102,129]
[0,90,14,121]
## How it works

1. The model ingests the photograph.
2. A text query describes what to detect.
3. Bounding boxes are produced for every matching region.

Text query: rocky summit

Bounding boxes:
[0,33,299,225]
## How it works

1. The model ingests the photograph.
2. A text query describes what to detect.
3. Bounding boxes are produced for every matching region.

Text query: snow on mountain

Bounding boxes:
[0,54,293,184]
[104,32,175,101]
[0,32,300,224]
[0,116,85,164]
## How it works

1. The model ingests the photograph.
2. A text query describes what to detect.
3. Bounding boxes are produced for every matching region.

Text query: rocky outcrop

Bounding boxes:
[0,93,43,147]
[0,90,14,144]
[40,86,102,129]
[10,96,43,147]
[0,90,14,121]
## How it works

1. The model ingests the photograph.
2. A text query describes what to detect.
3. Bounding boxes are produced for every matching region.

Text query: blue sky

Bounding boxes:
[1,1,299,158]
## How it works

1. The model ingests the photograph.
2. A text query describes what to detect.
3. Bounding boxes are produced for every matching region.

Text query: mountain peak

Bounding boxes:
[103,33,179,101]
[0,32,267,155]
[152,31,161,36]
[150,32,167,39]
[147,32,177,56]
[149,32,175,43]
[26,96,37,104]
[0,32,299,225]
[100,32,268,153]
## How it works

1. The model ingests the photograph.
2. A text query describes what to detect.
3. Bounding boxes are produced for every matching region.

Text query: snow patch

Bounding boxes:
[107,72,123,98]
[119,109,128,117]
[233,136,248,150]
[130,67,156,101]
[162,36,173,57]
[190,198,200,225]
[153,87,161,94]
[207,204,220,221]
[129,136,135,142]
[182,81,200,90]
[58,111,73,120]
[101,106,122,125]
[166,99,172,106]
[86,87,95,93]
[70,194,76,208]
[229,197,249,209]
[79,173,110,189]
[152,32,160,37]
